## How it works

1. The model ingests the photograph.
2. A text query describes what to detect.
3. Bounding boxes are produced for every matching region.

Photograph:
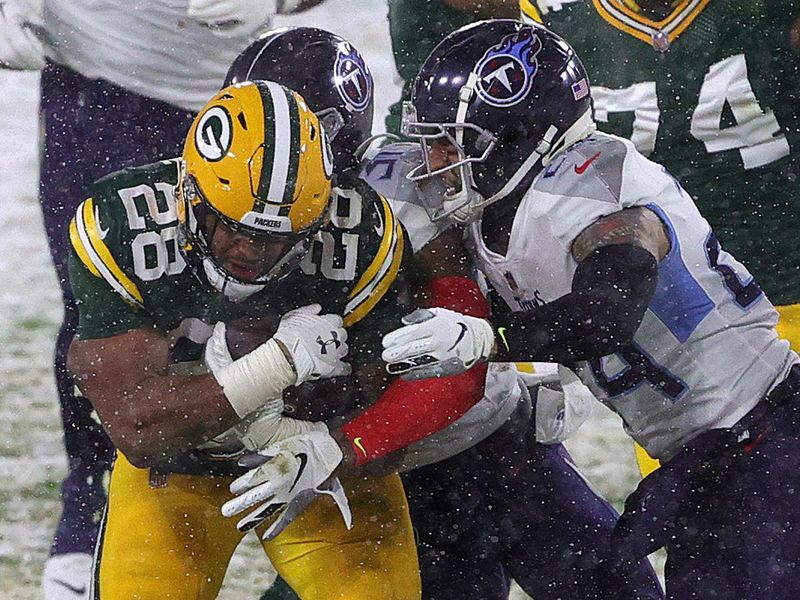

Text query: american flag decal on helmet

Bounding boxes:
[571,78,589,101]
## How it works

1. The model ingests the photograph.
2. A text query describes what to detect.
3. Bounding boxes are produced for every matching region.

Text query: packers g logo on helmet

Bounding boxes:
[183,80,332,235]
[178,81,334,300]
[194,106,233,162]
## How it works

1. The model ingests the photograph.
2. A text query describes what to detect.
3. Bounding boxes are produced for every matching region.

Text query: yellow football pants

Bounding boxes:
[93,453,420,600]
[634,302,800,477]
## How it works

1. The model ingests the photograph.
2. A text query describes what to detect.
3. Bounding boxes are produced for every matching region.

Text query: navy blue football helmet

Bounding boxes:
[225,26,374,180]
[404,19,595,222]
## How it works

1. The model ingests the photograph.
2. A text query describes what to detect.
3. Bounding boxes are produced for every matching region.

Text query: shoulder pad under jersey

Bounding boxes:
[533,134,630,204]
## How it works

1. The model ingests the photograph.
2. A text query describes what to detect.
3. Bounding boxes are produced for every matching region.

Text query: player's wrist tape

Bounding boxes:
[213,338,296,418]
[240,416,328,451]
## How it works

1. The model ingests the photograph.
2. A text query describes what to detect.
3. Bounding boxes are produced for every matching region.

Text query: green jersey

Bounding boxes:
[68,159,410,473]
[525,0,800,304]
[386,0,476,132]
[69,158,409,353]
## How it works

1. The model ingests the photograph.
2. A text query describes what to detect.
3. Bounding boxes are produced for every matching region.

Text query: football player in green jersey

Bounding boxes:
[386,0,518,132]
[521,0,800,473]
[66,81,421,600]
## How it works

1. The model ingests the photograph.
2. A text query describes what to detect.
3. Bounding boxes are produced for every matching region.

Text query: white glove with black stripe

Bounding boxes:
[381,307,496,379]
[221,429,350,540]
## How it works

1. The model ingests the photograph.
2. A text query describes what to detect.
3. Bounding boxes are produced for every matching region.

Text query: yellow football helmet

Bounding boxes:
[178,80,334,300]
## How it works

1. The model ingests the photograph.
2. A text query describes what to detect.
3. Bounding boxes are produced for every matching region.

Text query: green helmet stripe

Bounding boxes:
[254,81,276,213]
[258,81,300,214]
[281,88,301,210]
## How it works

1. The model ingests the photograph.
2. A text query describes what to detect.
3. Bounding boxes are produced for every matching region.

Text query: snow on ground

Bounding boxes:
[0,2,661,597]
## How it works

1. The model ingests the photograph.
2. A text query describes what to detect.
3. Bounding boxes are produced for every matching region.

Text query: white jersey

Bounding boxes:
[466,132,798,460]
[43,0,267,111]
[361,146,593,465]
[361,142,452,252]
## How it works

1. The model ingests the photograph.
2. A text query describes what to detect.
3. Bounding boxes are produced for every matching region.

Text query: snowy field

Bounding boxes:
[0,1,660,597]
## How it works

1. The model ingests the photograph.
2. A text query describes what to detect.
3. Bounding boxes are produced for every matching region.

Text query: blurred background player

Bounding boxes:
[385,0,518,132]
[520,0,800,474]
[225,26,664,600]
[0,0,323,597]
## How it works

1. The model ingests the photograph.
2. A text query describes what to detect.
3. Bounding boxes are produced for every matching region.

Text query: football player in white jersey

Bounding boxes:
[222,25,664,600]
[380,19,800,600]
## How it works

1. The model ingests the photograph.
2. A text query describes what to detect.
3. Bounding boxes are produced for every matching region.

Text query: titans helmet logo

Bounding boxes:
[334,42,372,113]
[475,28,543,107]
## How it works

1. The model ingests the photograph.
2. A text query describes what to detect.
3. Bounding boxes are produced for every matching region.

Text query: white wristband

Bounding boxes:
[213,338,297,418]
[241,416,328,451]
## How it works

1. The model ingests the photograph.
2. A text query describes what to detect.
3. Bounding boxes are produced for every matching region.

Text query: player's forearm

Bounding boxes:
[95,372,241,467]
[490,244,658,363]
[337,274,490,469]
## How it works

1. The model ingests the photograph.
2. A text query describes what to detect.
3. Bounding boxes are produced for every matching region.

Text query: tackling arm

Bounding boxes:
[68,303,349,468]
[491,206,668,362]
[382,207,670,375]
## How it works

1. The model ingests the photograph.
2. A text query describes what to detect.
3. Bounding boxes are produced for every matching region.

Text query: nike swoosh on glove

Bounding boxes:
[221,428,351,540]
[381,307,495,379]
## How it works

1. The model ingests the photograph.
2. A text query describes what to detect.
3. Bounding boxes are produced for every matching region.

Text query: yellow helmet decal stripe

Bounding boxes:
[344,198,406,327]
[519,0,543,23]
[71,198,144,307]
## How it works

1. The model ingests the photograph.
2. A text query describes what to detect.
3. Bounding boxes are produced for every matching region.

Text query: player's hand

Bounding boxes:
[187,0,276,38]
[221,429,351,540]
[0,0,46,70]
[274,304,351,386]
[381,307,496,379]
[526,364,595,444]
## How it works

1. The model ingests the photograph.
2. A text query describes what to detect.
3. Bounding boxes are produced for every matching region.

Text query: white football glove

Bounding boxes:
[273,303,351,384]
[381,307,496,379]
[206,304,349,418]
[527,364,595,444]
[0,0,46,70]
[187,0,300,38]
[221,429,351,540]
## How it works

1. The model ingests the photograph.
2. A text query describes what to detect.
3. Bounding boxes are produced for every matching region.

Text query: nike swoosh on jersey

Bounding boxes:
[373,204,385,236]
[289,452,308,492]
[94,204,110,239]
[574,152,602,174]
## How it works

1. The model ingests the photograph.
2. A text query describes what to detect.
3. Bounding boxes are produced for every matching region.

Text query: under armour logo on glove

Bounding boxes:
[273,304,351,383]
[316,331,342,355]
